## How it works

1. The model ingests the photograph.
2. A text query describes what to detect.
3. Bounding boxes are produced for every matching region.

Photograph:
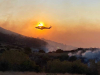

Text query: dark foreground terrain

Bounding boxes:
[0,27,99,75]
[0,47,99,75]
[0,72,85,75]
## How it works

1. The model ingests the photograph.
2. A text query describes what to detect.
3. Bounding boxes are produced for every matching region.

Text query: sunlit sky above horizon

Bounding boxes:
[0,0,100,48]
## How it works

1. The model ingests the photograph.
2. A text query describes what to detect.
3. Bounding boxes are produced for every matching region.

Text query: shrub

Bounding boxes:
[46,59,72,73]
[56,54,69,61]
[46,59,88,74]
[24,47,32,55]
[39,50,45,53]
[0,50,41,72]
[0,61,10,71]
[46,59,62,73]
[0,50,29,65]
[69,56,77,62]
[70,60,88,74]
[0,49,5,53]
[86,60,99,75]
[19,60,40,72]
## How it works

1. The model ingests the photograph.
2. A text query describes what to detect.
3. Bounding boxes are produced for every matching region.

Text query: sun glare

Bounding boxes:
[38,22,44,26]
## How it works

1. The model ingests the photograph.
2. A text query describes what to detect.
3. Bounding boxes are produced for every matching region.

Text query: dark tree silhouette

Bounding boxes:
[0,49,5,53]
[0,32,47,48]
[39,50,45,53]
[56,49,64,53]
[24,47,32,55]
[69,56,77,62]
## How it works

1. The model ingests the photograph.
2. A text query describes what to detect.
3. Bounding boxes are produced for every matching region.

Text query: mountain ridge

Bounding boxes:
[42,39,77,51]
[0,27,18,35]
[0,27,47,48]
[0,27,76,52]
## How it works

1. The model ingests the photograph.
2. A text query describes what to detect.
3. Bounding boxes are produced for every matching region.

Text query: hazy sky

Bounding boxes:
[0,0,100,48]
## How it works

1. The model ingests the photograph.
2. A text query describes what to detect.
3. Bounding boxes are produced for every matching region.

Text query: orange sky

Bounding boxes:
[0,0,100,48]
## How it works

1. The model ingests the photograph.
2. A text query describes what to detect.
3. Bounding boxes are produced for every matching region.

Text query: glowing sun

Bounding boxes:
[38,22,44,26]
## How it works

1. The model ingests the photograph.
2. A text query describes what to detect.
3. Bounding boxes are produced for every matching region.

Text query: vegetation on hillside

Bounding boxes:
[0,32,47,48]
[0,47,99,75]
[0,32,99,75]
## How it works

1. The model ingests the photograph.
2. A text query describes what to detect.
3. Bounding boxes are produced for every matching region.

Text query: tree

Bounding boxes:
[56,49,63,53]
[86,60,99,75]
[0,50,41,72]
[19,60,40,72]
[24,47,32,55]
[5,46,10,50]
[0,61,10,71]
[57,54,69,61]
[0,50,29,65]
[39,50,45,53]
[70,60,88,74]
[46,59,88,74]
[0,49,5,53]
[69,56,77,62]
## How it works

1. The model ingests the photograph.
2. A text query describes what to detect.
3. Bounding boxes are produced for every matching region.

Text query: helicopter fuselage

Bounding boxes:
[35,26,52,30]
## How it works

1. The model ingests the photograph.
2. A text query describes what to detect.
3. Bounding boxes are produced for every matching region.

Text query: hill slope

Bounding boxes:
[0,27,47,48]
[0,27,18,35]
[0,27,76,52]
[42,39,77,52]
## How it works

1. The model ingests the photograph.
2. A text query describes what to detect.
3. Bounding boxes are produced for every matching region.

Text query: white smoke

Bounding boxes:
[82,50,100,61]
[68,48,100,63]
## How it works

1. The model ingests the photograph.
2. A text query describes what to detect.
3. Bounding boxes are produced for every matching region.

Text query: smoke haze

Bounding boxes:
[0,0,100,48]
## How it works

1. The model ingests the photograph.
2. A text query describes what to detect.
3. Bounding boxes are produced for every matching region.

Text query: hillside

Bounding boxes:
[0,27,47,48]
[42,39,77,52]
[0,27,77,52]
[0,27,18,35]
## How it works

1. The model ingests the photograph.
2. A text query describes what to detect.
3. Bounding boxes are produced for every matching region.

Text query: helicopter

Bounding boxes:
[35,23,52,30]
